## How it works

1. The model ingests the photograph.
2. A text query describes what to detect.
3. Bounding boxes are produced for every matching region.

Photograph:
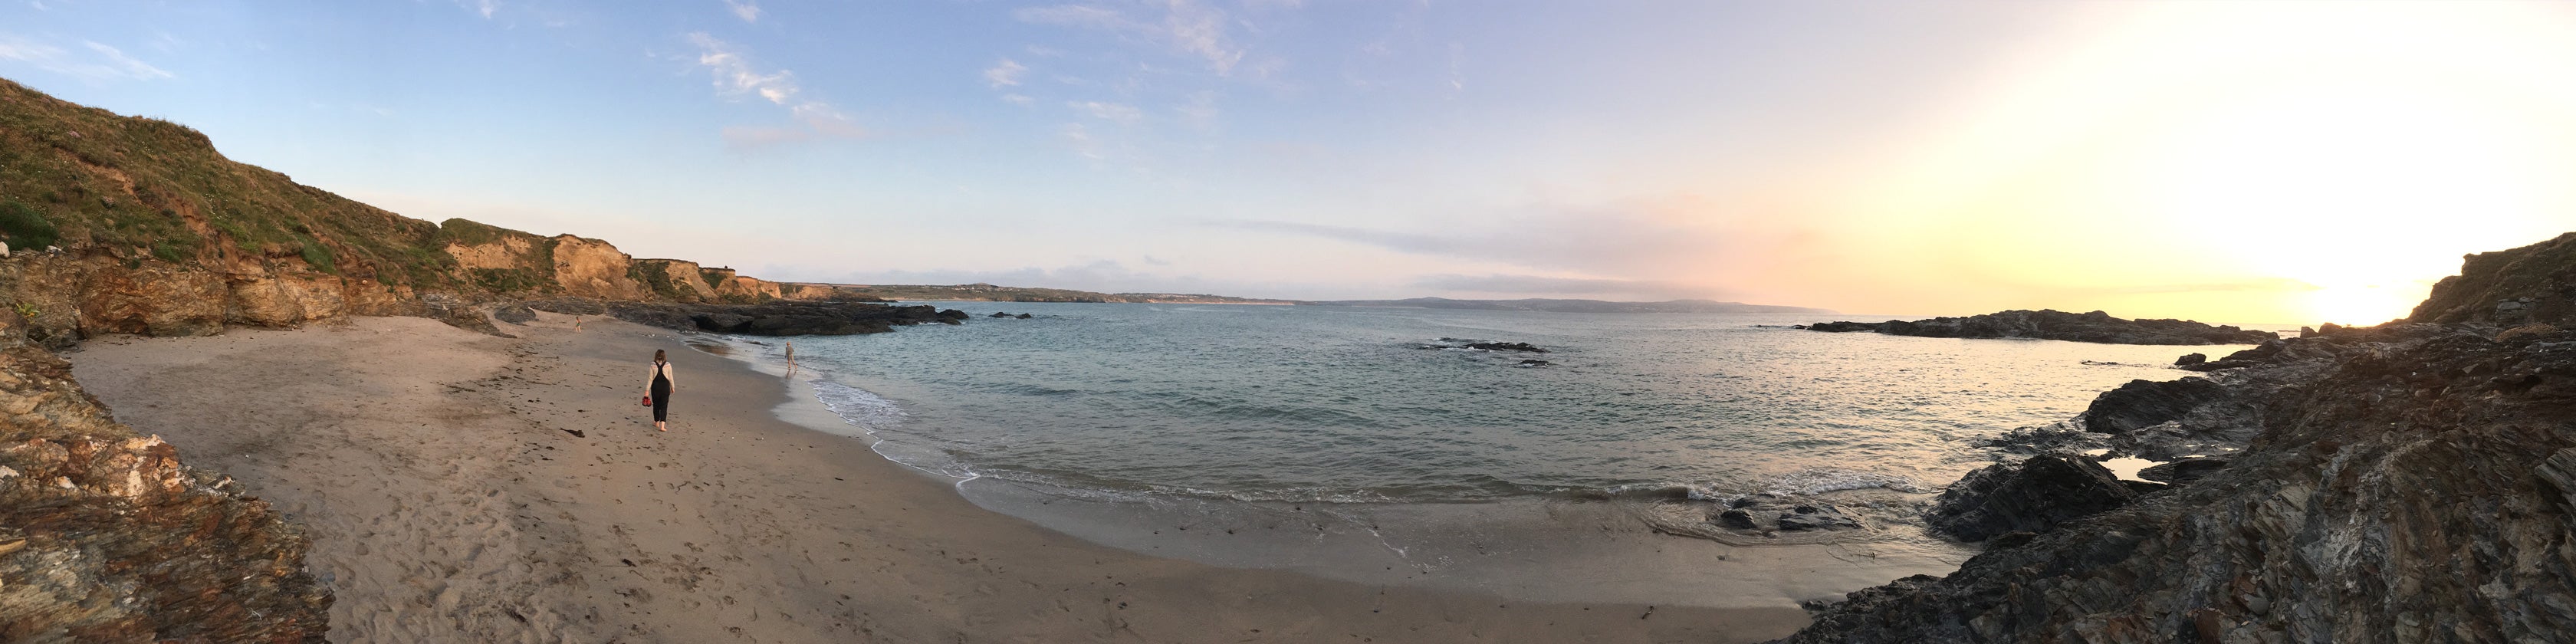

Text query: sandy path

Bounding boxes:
[68,313,1807,643]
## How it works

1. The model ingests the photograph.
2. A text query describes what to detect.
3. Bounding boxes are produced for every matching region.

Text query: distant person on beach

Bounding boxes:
[784,341,796,370]
[647,349,675,432]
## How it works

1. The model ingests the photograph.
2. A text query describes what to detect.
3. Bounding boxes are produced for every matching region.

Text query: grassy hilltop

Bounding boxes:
[0,77,471,284]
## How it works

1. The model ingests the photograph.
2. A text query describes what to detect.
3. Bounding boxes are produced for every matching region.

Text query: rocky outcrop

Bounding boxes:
[1780,322,2576,642]
[1777,233,2576,643]
[1800,309,2276,345]
[2408,231,2576,326]
[2076,377,2228,434]
[0,327,329,641]
[1922,454,2137,542]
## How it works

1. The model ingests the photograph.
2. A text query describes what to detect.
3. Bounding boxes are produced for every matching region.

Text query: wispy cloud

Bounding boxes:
[1207,196,1806,291]
[1068,100,1142,124]
[1014,1,1245,75]
[1176,90,1218,129]
[464,0,498,18]
[983,58,1027,87]
[2103,278,2322,295]
[1410,274,1720,300]
[721,0,761,23]
[0,35,173,81]
[1060,123,1103,159]
[685,32,866,148]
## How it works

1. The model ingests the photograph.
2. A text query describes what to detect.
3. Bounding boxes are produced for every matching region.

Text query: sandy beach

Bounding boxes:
[65,312,1807,643]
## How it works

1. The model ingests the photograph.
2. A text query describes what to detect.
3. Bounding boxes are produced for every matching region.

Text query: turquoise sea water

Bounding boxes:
[749,302,2264,605]
[787,302,2239,504]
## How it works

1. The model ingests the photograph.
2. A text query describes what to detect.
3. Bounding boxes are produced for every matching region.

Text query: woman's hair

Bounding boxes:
[654,350,667,362]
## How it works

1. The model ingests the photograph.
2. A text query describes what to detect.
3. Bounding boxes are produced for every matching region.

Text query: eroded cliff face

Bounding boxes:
[547,235,644,300]
[0,254,423,349]
[0,324,329,642]
[629,258,717,303]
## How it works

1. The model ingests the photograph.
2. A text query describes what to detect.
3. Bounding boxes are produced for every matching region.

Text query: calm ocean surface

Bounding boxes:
[787,302,2239,503]
[747,301,2265,605]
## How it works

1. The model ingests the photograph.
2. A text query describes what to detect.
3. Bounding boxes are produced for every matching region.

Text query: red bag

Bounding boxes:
[640,396,653,407]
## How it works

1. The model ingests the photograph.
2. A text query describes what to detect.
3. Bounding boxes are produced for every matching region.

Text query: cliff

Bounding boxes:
[0,77,872,350]
[1801,309,2276,345]
[1777,235,2576,642]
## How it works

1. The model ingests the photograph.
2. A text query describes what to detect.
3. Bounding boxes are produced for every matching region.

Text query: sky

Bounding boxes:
[3,1,2572,324]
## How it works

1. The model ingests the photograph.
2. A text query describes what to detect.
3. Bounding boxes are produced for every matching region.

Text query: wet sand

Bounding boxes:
[68,313,1809,643]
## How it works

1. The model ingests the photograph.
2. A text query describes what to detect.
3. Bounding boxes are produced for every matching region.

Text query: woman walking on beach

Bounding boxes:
[647,350,675,432]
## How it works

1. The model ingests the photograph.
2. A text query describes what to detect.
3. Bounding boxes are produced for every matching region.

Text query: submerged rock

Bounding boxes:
[1776,504,1865,531]
[1466,341,1548,353]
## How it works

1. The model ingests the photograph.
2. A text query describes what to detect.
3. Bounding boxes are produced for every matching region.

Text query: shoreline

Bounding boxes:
[68,311,1811,642]
[685,323,1976,611]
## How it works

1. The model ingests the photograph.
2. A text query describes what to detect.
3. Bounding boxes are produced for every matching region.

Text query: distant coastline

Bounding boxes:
[801,283,1833,314]
[1301,297,1834,314]
[787,282,1300,305]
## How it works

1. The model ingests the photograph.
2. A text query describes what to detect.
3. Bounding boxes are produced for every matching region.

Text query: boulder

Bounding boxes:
[2175,353,2207,366]
[493,303,536,324]
[2078,377,2227,434]
[1924,454,2137,542]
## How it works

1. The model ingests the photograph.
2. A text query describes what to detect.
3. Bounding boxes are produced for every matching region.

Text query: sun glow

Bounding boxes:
[1848,2,2576,324]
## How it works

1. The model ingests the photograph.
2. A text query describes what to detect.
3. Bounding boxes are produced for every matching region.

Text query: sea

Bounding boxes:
[715,302,2266,608]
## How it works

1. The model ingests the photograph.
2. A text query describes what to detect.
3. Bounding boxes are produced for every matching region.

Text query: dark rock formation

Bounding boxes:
[531,300,972,337]
[2174,352,2206,366]
[1800,309,2275,345]
[2134,458,2228,485]
[1923,454,2137,542]
[1700,496,1872,536]
[1776,233,2576,642]
[1715,508,1759,530]
[1016,313,1033,319]
[492,302,536,324]
[1466,341,1547,353]
[2076,377,2228,434]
